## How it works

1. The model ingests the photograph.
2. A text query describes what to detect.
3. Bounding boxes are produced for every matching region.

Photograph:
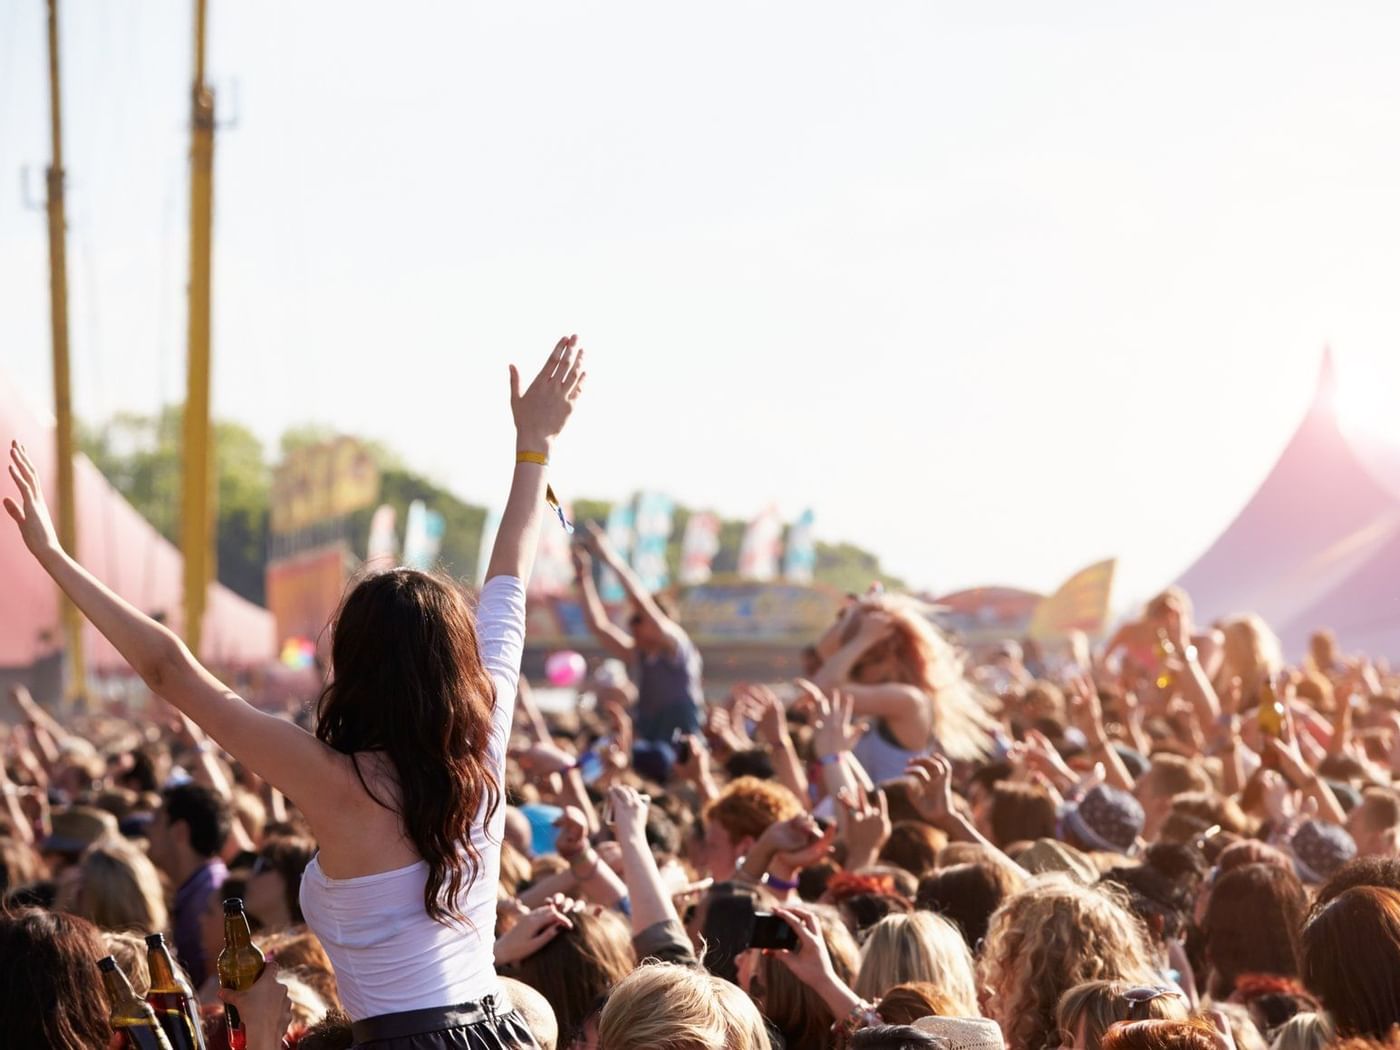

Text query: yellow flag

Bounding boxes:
[1028,559,1117,641]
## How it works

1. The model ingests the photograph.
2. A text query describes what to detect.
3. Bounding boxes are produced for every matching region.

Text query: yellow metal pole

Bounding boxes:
[44,0,87,707]
[182,0,216,657]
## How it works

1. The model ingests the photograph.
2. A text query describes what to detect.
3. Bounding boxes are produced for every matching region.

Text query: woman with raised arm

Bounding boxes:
[810,595,996,777]
[5,336,587,1050]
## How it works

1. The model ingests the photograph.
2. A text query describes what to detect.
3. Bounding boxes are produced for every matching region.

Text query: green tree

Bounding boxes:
[80,406,271,604]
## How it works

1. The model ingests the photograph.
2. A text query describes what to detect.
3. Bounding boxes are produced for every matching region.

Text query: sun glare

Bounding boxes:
[1334,365,1400,447]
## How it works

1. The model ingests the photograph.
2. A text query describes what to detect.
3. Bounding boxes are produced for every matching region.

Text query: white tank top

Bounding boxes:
[299,575,525,1021]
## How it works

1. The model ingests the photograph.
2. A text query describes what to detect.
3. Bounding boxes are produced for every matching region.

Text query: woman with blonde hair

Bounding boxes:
[597,962,769,1050]
[1214,614,1283,706]
[854,910,979,1015]
[1056,981,1189,1050]
[65,837,169,934]
[980,877,1160,1050]
[811,594,996,778]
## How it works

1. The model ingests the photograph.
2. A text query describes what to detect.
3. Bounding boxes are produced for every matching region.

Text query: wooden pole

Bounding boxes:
[44,0,87,707]
[182,0,216,657]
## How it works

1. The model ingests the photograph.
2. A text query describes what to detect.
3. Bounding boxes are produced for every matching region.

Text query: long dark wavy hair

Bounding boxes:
[0,908,112,1049]
[315,569,500,924]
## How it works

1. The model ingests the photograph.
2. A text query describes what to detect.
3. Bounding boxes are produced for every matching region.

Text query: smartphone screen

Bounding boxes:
[750,912,799,951]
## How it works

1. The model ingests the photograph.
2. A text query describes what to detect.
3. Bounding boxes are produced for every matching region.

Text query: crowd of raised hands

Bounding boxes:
[6,584,1400,1050]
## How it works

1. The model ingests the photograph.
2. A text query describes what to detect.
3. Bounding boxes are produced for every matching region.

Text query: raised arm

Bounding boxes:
[486,335,587,583]
[581,522,680,650]
[572,546,636,661]
[5,441,347,818]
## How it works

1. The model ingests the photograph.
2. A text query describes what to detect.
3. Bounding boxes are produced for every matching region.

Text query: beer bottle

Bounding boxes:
[145,932,208,1050]
[1257,676,1287,773]
[217,898,266,1050]
[99,955,174,1050]
[1154,628,1175,691]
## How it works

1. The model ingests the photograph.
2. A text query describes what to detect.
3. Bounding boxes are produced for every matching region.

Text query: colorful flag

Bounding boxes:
[679,511,722,586]
[783,509,817,584]
[738,505,784,581]
[597,500,637,603]
[632,492,675,593]
[365,504,398,571]
[1028,559,1118,641]
[402,500,446,571]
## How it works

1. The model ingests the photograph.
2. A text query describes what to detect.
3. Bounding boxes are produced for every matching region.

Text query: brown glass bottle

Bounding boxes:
[99,954,175,1050]
[217,898,266,1050]
[1258,675,1286,770]
[146,932,208,1050]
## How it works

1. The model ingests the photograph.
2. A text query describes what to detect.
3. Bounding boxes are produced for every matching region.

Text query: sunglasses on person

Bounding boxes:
[1120,986,1185,1004]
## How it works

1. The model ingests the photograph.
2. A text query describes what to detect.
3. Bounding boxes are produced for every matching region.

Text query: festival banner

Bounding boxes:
[738,505,784,581]
[1028,558,1118,641]
[783,509,817,584]
[402,500,446,571]
[597,501,637,603]
[679,511,722,586]
[269,437,380,535]
[265,544,352,658]
[365,504,398,571]
[631,492,675,593]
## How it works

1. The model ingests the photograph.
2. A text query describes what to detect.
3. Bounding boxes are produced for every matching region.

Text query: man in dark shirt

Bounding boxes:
[573,523,704,744]
[147,782,230,987]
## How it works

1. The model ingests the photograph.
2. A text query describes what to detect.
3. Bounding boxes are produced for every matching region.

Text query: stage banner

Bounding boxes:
[783,509,817,584]
[679,583,841,643]
[738,505,783,581]
[265,545,351,657]
[402,500,445,571]
[679,511,721,585]
[1028,559,1118,641]
[597,500,637,603]
[365,504,398,571]
[632,492,675,593]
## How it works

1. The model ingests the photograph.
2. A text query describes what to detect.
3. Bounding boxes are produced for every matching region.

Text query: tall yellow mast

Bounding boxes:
[44,0,87,706]
[182,0,216,656]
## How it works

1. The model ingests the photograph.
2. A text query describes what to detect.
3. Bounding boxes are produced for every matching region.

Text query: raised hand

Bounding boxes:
[493,899,576,966]
[4,442,61,560]
[553,806,591,861]
[771,906,836,984]
[905,754,957,824]
[606,784,650,843]
[837,787,891,868]
[510,335,586,452]
[804,683,867,759]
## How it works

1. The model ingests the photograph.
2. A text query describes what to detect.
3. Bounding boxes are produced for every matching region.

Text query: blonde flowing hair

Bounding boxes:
[854,911,980,1014]
[598,963,770,1050]
[73,839,169,934]
[979,876,1159,1050]
[1214,614,1283,703]
[841,594,997,760]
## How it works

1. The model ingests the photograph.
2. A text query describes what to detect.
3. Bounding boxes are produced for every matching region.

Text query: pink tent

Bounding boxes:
[1174,351,1400,658]
[0,374,276,673]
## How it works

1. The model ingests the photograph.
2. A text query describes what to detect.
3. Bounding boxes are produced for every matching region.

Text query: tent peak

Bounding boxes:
[1312,345,1338,414]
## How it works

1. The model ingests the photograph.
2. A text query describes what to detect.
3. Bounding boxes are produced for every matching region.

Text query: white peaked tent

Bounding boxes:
[1174,351,1400,658]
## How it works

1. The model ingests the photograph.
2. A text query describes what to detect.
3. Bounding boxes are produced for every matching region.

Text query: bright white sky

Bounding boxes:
[4,2,1400,609]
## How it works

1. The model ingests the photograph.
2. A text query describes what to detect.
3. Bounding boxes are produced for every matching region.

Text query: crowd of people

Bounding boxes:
[4,338,1400,1050]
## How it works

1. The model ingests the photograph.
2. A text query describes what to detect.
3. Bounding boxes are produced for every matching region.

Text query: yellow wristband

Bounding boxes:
[516,450,549,466]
